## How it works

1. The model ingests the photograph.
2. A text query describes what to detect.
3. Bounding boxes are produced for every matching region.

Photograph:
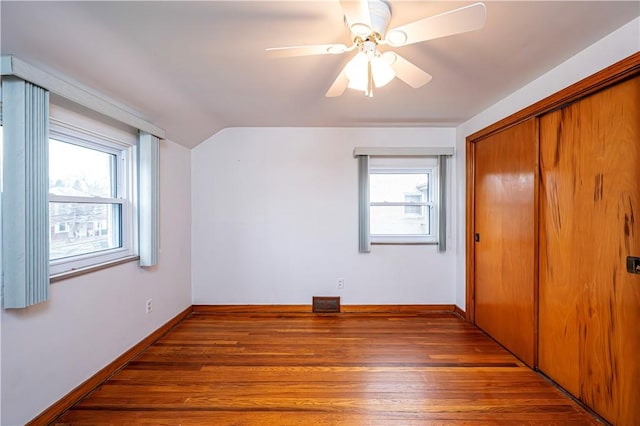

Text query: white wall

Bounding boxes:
[453,18,640,309]
[0,138,192,426]
[192,127,457,305]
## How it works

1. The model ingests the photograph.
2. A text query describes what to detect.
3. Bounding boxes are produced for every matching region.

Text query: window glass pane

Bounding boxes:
[370,173,428,202]
[49,203,121,260]
[404,194,423,215]
[370,205,431,236]
[49,139,116,198]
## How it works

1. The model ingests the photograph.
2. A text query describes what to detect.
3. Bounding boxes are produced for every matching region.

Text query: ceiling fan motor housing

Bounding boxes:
[348,0,392,38]
[367,0,392,36]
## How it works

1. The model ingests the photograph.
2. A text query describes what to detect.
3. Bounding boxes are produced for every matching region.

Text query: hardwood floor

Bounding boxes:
[54,311,599,425]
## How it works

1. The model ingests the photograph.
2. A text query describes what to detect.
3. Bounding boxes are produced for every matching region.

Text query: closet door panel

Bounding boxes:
[539,76,640,425]
[538,108,581,396]
[474,118,537,367]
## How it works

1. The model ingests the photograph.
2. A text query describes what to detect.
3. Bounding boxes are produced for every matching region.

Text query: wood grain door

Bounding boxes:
[474,118,537,367]
[539,75,640,425]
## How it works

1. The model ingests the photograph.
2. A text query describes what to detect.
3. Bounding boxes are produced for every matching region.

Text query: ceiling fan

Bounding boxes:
[266,1,487,98]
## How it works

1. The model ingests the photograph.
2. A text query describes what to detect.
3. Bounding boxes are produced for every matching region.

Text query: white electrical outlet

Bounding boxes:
[337,278,345,289]
[145,299,153,314]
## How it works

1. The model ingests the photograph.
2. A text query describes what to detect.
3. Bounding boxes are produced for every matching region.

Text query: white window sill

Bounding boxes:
[372,241,438,245]
[50,255,140,283]
[371,235,438,245]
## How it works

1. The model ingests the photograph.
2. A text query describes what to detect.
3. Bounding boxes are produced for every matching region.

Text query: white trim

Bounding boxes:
[353,146,454,157]
[1,55,165,139]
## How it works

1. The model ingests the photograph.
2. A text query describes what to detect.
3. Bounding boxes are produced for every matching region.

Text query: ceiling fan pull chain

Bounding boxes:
[366,61,374,98]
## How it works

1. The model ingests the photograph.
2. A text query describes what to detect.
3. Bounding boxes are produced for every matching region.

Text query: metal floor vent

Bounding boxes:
[312,296,340,313]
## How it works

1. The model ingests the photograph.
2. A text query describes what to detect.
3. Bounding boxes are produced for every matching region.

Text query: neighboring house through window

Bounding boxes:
[403,193,425,216]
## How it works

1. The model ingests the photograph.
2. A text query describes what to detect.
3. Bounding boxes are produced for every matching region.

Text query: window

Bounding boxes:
[48,123,135,275]
[2,65,159,307]
[368,156,438,244]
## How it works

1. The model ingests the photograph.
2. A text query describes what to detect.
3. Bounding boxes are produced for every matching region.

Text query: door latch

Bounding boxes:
[627,256,640,275]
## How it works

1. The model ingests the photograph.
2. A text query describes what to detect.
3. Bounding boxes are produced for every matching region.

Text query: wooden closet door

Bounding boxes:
[474,118,537,367]
[539,75,640,425]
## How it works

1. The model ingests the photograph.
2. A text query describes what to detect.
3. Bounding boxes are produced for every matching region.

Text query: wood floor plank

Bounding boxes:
[54,312,598,425]
[54,410,598,426]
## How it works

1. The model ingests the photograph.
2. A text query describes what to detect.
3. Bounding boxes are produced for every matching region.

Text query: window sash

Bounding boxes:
[370,212,437,243]
[49,202,123,261]
[48,202,132,274]
[50,127,129,199]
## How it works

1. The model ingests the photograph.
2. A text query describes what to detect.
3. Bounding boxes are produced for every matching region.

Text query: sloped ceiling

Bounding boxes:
[1,1,638,148]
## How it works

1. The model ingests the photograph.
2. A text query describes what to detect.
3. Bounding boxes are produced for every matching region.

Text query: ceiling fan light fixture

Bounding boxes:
[382,51,397,65]
[371,55,395,88]
[345,52,369,92]
[345,51,395,96]
[386,30,407,46]
[350,22,372,37]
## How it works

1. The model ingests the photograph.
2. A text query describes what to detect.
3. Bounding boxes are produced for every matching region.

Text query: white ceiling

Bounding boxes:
[1,1,638,148]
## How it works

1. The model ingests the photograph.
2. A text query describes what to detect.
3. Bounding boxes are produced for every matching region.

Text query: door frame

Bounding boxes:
[465,52,640,325]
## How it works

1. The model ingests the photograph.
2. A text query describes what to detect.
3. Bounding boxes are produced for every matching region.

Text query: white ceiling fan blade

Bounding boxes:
[326,64,350,97]
[383,52,432,88]
[266,44,349,58]
[340,0,373,37]
[385,2,487,47]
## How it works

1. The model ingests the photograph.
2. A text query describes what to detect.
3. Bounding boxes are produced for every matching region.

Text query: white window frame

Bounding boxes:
[48,120,136,275]
[369,160,439,245]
